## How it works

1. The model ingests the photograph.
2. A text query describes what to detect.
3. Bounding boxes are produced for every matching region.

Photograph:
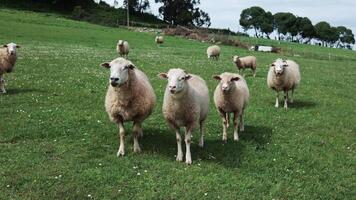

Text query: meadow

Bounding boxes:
[0,8,355,199]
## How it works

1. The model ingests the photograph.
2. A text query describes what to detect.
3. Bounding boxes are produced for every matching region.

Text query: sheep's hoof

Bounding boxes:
[185,159,192,165]
[117,149,125,157]
[0,90,6,94]
[222,139,227,144]
[234,134,239,141]
[240,126,244,132]
[275,105,279,108]
[198,140,204,148]
[176,155,183,162]
[133,146,141,153]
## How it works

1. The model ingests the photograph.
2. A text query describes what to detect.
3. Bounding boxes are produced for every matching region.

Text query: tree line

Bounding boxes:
[240,6,355,49]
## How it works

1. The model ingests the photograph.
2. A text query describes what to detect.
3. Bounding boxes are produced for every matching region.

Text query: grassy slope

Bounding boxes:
[0,8,355,199]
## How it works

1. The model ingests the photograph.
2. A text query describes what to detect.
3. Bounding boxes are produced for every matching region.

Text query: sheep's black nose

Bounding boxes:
[110,77,119,82]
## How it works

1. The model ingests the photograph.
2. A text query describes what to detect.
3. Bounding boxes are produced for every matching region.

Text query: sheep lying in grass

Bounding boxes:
[267,58,301,109]
[233,55,257,77]
[155,36,164,44]
[213,72,249,142]
[158,68,209,165]
[0,43,20,94]
[116,40,129,58]
[207,45,220,60]
[101,57,156,156]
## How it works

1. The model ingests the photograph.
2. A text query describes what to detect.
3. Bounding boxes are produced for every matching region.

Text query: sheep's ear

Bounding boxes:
[3,44,7,48]
[231,77,240,82]
[213,75,221,80]
[184,74,192,80]
[158,73,168,79]
[283,60,289,67]
[125,63,135,70]
[101,62,110,69]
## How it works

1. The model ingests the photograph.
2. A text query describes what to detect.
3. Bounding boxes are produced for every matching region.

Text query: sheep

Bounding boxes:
[158,68,209,165]
[116,40,129,58]
[155,36,164,44]
[233,55,257,77]
[100,57,156,156]
[213,72,249,142]
[207,45,220,60]
[0,43,20,94]
[267,58,301,109]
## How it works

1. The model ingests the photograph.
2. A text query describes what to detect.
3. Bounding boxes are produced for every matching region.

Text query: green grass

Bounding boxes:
[0,8,355,199]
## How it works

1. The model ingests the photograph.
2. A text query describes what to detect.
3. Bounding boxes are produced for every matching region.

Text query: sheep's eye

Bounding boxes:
[271,64,275,66]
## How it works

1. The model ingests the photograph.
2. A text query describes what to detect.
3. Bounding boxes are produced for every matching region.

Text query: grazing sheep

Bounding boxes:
[158,69,209,165]
[267,58,301,109]
[101,57,156,156]
[0,43,20,94]
[155,36,164,44]
[213,72,249,142]
[207,45,220,60]
[116,40,129,58]
[233,55,257,77]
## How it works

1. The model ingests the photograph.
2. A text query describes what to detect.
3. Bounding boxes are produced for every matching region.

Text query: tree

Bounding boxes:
[260,11,274,39]
[123,0,150,13]
[336,26,355,48]
[314,21,331,46]
[155,0,211,27]
[240,6,267,38]
[298,17,316,43]
[273,12,296,41]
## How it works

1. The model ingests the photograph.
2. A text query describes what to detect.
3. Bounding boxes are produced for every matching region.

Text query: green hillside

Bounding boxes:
[0,8,355,199]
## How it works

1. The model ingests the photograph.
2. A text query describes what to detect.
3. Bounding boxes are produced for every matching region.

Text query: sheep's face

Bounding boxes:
[118,40,124,46]
[272,59,288,75]
[213,74,240,92]
[3,43,20,55]
[158,68,191,94]
[101,58,135,87]
[233,56,239,62]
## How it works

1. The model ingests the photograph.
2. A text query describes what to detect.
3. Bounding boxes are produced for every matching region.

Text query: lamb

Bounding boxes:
[267,58,301,109]
[101,57,156,156]
[116,40,129,58]
[207,45,220,60]
[0,43,20,94]
[158,68,209,165]
[233,55,257,77]
[213,72,249,142]
[155,36,164,44]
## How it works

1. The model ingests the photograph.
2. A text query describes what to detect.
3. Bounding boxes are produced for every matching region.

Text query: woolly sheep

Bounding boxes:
[155,36,164,44]
[101,57,156,156]
[207,45,220,60]
[213,72,249,142]
[0,43,20,94]
[158,68,209,165]
[267,58,301,109]
[233,55,257,77]
[116,40,129,58]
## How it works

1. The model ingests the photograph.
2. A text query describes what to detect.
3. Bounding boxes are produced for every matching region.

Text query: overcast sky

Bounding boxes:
[102,0,356,39]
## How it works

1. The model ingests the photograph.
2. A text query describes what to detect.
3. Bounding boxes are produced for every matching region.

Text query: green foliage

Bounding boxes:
[155,0,211,27]
[0,8,356,200]
[123,0,150,13]
[239,6,267,37]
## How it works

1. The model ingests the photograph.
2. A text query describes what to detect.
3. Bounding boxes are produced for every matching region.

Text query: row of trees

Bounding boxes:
[240,6,355,49]
[113,0,211,27]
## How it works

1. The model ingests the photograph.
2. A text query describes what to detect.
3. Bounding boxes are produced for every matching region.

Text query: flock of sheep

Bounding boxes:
[0,36,301,165]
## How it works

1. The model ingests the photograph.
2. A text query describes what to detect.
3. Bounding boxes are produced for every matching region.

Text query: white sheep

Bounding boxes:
[158,68,209,165]
[267,58,301,109]
[116,40,129,58]
[101,57,156,156]
[233,55,257,77]
[213,72,249,142]
[207,45,220,60]
[0,43,20,94]
[155,36,164,44]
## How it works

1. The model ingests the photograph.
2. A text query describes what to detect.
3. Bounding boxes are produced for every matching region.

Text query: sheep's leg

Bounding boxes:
[218,109,228,143]
[184,128,192,165]
[233,112,239,141]
[275,92,279,108]
[175,129,183,162]
[117,121,126,157]
[132,122,142,153]
[284,91,289,109]
[253,69,256,77]
[239,110,244,132]
[198,121,204,148]
[0,75,5,94]
[290,89,294,103]
[242,68,245,77]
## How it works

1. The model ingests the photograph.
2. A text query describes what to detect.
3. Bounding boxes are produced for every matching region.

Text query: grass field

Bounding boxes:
[0,8,355,199]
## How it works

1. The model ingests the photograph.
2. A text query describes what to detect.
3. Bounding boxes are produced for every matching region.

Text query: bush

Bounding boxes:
[72,5,87,19]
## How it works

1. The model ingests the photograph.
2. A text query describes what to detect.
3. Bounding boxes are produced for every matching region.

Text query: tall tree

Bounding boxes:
[336,26,355,48]
[154,0,211,27]
[273,12,296,41]
[314,21,331,46]
[123,0,150,13]
[240,6,267,38]
[260,11,274,39]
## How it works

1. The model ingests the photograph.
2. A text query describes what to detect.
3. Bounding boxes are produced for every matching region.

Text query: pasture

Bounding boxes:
[0,8,355,199]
